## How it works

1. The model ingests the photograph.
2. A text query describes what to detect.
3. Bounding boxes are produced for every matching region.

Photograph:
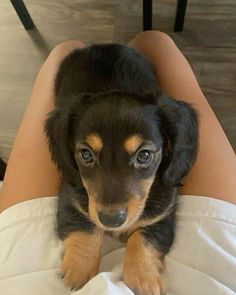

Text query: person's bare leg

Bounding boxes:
[129,31,236,204]
[0,40,85,213]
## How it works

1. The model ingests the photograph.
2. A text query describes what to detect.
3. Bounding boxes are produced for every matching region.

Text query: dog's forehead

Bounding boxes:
[75,95,162,151]
[80,132,145,154]
[76,130,161,160]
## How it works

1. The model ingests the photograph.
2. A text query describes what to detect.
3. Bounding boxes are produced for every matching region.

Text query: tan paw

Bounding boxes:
[123,231,166,295]
[124,265,165,295]
[60,230,103,290]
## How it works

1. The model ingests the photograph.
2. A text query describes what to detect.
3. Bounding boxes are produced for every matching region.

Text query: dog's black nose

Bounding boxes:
[98,209,127,228]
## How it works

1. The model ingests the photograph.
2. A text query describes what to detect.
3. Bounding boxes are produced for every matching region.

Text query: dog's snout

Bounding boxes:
[98,208,127,228]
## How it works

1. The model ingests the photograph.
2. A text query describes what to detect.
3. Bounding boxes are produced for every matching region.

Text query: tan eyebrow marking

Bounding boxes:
[123,135,143,154]
[85,133,103,152]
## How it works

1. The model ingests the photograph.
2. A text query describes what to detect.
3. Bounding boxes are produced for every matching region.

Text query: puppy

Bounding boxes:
[45,44,199,295]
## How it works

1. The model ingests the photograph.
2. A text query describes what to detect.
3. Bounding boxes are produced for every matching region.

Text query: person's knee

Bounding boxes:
[49,40,85,61]
[130,30,175,47]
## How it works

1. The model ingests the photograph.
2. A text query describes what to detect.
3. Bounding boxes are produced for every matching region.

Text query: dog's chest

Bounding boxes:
[105,231,129,243]
[105,225,139,243]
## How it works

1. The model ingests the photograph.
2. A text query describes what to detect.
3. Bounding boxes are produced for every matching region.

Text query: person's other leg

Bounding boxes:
[0,40,85,213]
[129,31,236,204]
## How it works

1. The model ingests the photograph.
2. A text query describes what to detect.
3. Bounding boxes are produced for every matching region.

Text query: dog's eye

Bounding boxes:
[135,150,153,166]
[79,149,94,165]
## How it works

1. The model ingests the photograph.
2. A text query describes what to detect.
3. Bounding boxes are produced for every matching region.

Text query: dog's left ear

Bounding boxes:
[156,95,199,187]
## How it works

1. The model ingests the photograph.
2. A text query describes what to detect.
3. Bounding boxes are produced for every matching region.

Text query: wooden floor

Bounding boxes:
[0,0,235,161]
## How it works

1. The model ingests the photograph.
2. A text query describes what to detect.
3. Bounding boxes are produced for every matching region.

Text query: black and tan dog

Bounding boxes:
[45,44,199,295]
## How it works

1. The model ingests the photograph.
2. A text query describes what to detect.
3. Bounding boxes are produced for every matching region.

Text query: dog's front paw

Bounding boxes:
[123,231,165,295]
[61,249,99,290]
[123,264,165,295]
[60,230,103,290]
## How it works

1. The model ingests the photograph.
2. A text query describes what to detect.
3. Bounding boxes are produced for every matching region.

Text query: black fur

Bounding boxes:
[45,44,199,273]
[0,158,7,181]
[57,183,95,239]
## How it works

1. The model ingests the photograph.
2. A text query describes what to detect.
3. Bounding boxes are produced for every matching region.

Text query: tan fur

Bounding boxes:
[72,199,89,217]
[123,231,165,295]
[88,194,100,225]
[85,133,103,152]
[123,176,155,228]
[140,177,155,192]
[61,230,103,290]
[81,177,89,191]
[123,134,143,154]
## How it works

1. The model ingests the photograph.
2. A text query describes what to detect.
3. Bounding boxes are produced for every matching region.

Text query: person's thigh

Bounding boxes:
[0,40,85,213]
[129,31,236,204]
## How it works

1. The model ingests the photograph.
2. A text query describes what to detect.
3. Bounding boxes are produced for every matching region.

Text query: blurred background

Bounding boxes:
[0,0,235,162]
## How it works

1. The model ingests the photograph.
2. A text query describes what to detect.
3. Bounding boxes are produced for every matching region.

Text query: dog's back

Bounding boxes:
[55,44,157,103]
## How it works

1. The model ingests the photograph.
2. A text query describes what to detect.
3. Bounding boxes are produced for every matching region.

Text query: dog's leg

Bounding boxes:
[123,230,165,295]
[61,229,103,290]
[123,214,175,295]
[57,193,104,290]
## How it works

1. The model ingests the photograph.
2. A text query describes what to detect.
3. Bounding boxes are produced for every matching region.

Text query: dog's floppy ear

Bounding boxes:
[44,106,79,185]
[44,92,100,186]
[157,95,199,187]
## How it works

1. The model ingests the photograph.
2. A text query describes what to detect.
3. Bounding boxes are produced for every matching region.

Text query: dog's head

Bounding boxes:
[45,90,198,231]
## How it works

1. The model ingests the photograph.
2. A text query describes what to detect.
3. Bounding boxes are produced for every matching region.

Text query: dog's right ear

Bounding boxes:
[44,106,79,185]
[44,92,98,186]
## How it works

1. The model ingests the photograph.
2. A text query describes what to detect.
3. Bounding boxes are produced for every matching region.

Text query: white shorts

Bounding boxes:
[0,183,235,295]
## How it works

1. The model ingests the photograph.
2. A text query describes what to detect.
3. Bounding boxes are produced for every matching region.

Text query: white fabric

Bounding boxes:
[0,185,235,294]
